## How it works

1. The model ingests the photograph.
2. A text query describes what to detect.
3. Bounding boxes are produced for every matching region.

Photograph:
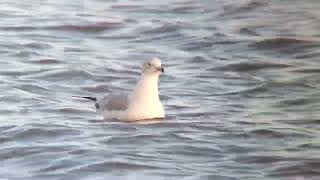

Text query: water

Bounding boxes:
[0,0,320,179]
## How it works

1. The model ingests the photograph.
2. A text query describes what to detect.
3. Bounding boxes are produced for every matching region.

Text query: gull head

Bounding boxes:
[142,57,164,75]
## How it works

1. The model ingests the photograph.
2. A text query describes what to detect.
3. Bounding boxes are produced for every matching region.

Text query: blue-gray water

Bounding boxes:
[1,0,320,179]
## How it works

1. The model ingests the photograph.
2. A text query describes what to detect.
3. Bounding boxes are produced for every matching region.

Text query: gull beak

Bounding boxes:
[157,67,164,73]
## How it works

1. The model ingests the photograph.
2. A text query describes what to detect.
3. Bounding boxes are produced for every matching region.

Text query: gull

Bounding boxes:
[75,58,165,121]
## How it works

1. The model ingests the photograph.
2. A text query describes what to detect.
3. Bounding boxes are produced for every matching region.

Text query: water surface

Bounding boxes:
[0,0,320,179]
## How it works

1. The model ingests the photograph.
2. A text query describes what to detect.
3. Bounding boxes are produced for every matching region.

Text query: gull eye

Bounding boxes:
[147,63,151,66]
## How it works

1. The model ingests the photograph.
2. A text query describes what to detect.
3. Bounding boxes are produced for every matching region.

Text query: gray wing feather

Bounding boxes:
[97,93,129,111]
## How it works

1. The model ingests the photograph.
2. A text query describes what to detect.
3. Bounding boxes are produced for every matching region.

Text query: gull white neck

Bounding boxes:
[132,74,160,102]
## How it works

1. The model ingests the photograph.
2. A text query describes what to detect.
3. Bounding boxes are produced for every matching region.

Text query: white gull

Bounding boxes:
[75,58,165,121]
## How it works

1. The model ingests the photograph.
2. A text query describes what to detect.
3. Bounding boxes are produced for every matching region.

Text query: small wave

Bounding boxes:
[171,4,203,14]
[162,144,222,158]
[224,126,313,139]
[30,59,62,64]
[294,52,320,59]
[275,97,316,107]
[166,104,193,110]
[291,68,320,73]
[187,56,210,64]
[1,69,46,77]
[71,161,158,172]
[211,61,290,72]
[1,25,37,31]
[96,34,137,40]
[11,51,40,57]
[104,134,158,145]
[133,30,184,45]
[216,84,267,96]
[59,107,93,114]
[239,27,259,36]
[36,158,78,173]
[24,69,95,81]
[248,128,311,138]
[48,22,124,33]
[81,84,111,93]
[13,84,51,95]
[143,23,182,34]
[131,119,163,125]
[268,80,315,89]
[0,137,10,144]
[249,38,319,52]
[269,160,320,177]
[1,21,124,33]
[23,42,52,50]
[279,119,320,125]
[110,4,144,10]
[298,143,320,149]
[221,0,269,16]
[125,3,203,14]
[182,33,244,51]
[0,125,16,132]
[191,175,238,180]
[8,127,80,141]
[235,155,286,164]
[182,40,216,51]
[0,146,43,161]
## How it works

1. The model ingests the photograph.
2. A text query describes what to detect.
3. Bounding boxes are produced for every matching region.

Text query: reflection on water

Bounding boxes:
[0,0,320,179]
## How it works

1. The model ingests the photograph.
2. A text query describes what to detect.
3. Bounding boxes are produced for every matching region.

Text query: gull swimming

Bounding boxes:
[75,58,165,121]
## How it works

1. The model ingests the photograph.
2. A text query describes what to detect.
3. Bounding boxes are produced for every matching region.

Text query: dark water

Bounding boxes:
[1,0,320,179]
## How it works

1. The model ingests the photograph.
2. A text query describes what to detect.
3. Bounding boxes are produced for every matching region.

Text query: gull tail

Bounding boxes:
[72,96,97,102]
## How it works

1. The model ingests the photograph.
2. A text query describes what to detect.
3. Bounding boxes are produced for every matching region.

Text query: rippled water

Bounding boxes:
[1,0,320,179]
